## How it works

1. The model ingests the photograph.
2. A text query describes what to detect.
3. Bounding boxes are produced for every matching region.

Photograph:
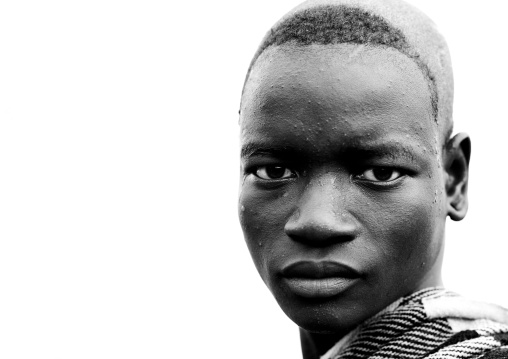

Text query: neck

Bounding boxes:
[300,329,346,359]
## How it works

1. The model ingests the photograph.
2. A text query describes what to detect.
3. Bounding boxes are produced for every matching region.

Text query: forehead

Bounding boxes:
[240,44,438,153]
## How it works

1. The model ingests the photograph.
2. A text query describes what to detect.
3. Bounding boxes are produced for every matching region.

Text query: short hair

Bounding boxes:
[242,0,454,141]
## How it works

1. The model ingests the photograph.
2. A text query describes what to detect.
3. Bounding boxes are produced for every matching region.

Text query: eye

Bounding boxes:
[358,167,403,182]
[254,165,295,180]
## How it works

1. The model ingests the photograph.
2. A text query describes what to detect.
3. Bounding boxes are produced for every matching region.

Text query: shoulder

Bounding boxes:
[422,294,508,359]
[424,331,508,358]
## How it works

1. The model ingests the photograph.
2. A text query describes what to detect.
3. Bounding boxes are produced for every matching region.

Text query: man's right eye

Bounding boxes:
[254,165,295,180]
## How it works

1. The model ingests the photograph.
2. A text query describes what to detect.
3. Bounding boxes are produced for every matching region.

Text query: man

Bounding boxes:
[238,0,508,358]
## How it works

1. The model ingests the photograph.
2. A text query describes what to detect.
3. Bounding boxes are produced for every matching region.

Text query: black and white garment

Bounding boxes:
[322,288,508,359]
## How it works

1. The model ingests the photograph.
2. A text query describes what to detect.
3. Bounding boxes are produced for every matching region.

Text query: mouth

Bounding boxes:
[281,261,361,299]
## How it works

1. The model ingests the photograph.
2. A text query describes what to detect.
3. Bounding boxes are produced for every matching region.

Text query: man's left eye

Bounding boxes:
[255,165,294,180]
[358,167,403,182]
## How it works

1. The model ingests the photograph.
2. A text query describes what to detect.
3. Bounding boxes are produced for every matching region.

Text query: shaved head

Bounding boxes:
[242,0,453,142]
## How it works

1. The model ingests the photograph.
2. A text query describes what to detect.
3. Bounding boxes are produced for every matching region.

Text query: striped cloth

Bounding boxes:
[322,288,508,359]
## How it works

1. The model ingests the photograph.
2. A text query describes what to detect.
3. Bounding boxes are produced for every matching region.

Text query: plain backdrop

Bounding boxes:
[0,0,506,358]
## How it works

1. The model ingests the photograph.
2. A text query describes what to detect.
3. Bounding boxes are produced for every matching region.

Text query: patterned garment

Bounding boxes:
[321,288,508,359]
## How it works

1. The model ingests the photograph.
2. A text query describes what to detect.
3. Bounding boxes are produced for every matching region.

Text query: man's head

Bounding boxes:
[238,0,470,337]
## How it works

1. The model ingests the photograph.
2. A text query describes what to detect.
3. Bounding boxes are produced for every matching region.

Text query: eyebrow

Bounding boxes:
[344,142,417,163]
[241,143,300,159]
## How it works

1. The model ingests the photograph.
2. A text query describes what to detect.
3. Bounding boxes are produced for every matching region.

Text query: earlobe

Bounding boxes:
[444,133,471,221]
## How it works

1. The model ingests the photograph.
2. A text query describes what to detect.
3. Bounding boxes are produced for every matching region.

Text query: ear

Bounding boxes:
[443,133,471,221]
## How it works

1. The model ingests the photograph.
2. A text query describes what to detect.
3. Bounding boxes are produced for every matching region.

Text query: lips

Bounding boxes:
[281,261,361,298]
[282,261,359,279]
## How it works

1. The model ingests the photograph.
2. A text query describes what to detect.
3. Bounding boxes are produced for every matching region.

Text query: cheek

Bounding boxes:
[359,184,443,273]
[392,202,438,259]
[238,184,291,275]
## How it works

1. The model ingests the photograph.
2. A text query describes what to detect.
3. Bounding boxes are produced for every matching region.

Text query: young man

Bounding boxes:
[238,0,508,358]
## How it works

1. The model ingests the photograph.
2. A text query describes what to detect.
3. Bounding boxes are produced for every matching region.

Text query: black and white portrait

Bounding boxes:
[0,0,507,358]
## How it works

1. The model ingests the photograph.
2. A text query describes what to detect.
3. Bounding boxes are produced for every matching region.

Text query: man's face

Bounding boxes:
[239,44,447,334]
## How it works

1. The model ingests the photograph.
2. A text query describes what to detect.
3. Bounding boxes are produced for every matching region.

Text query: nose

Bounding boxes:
[284,173,358,246]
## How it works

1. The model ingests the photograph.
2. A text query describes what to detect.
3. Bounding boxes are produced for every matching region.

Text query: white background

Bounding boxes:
[0,0,507,358]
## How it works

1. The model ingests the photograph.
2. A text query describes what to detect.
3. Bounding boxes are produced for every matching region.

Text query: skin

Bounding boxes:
[238,44,470,358]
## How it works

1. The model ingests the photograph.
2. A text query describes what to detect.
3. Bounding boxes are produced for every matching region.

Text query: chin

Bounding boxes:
[291,312,359,336]
[277,295,366,335]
